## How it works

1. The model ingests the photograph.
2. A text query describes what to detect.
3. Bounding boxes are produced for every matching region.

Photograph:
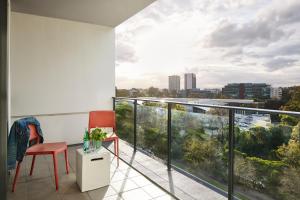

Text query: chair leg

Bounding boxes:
[12,162,22,192]
[52,153,59,191]
[64,149,69,174]
[29,155,36,176]
[116,138,119,167]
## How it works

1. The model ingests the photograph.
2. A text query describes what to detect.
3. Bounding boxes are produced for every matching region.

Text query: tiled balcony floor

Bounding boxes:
[7,145,175,200]
[106,140,227,200]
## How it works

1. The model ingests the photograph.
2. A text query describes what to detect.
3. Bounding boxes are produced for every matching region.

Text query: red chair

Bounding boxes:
[88,111,119,166]
[12,124,69,192]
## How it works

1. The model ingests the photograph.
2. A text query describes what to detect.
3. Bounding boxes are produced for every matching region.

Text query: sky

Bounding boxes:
[115,0,300,89]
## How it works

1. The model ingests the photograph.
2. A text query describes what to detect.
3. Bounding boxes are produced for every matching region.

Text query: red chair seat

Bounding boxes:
[103,133,118,140]
[12,125,69,192]
[26,142,67,155]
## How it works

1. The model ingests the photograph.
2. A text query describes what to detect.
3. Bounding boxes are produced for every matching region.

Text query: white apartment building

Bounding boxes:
[168,75,180,92]
[184,73,196,90]
[271,87,283,100]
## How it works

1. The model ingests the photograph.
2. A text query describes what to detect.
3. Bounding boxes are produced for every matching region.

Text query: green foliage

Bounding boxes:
[235,126,290,159]
[269,126,290,150]
[116,89,130,97]
[90,128,107,141]
[115,101,134,143]
[148,87,161,97]
[143,102,164,107]
[184,127,206,140]
[280,114,299,126]
[183,138,225,178]
[235,152,286,193]
[143,127,167,158]
[236,127,269,157]
[278,167,300,200]
[282,88,300,112]
[277,140,300,167]
[291,122,300,141]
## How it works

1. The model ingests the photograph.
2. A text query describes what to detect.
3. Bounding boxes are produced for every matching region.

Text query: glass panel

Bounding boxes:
[115,100,134,144]
[136,101,168,160]
[171,105,229,195]
[234,111,300,200]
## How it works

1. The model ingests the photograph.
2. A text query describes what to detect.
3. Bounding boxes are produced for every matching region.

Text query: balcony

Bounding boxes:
[5,98,300,200]
[1,1,300,200]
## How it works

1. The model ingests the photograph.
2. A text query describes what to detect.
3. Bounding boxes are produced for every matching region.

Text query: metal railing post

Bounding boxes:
[228,109,235,200]
[167,103,172,171]
[112,97,116,111]
[133,99,137,151]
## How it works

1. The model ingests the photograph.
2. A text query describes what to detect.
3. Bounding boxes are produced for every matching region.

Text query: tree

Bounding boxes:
[147,87,161,97]
[280,114,299,126]
[116,89,129,97]
[115,102,133,142]
[269,126,290,150]
[282,87,300,112]
[277,122,300,167]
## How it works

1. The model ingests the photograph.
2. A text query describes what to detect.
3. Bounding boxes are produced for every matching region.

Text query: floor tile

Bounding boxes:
[110,179,139,193]
[88,186,117,200]
[7,182,28,200]
[120,188,152,200]
[110,171,127,183]
[130,176,152,187]
[61,192,91,200]
[142,184,167,198]
[102,195,124,200]
[154,195,176,200]
[27,177,60,200]
[122,169,140,178]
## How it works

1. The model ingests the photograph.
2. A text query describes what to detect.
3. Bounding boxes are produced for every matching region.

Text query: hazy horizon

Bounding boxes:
[116,0,300,90]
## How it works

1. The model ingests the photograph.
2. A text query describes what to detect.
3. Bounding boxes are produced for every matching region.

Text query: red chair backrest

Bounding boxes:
[28,124,40,144]
[88,111,116,132]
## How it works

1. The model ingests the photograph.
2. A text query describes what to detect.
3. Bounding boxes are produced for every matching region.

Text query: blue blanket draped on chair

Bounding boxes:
[7,117,44,170]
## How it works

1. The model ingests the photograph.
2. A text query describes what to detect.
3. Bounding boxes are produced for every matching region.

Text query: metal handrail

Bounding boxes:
[113,97,300,116]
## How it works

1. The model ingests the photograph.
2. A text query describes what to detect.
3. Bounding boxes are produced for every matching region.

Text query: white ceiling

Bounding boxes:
[11,0,156,27]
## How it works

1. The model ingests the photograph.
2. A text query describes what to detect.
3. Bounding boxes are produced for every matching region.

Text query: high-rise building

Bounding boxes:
[184,73,196,90]
[168,75,180,92]
[270,87,282,100]
[222,83,271,99]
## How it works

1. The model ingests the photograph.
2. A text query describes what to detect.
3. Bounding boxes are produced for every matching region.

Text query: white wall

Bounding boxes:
[10,12,115,144]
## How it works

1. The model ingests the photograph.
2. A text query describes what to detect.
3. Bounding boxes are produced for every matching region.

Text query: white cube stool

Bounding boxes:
[76,148,110,192]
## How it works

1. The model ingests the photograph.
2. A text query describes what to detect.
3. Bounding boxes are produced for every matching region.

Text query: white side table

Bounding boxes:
[76,148,110,192]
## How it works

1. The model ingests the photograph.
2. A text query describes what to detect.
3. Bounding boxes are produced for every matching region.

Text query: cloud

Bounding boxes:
[207,0,300,48]
[223,47,244,57]
[207,20,285,47]
[116,0,300,88]
[261,0,300,26]
[275,43,300,56]
[264,57,298,71]
[116,72,169,89]
[184,67,200,74]
[116,41,138,64]
[248,42,300,58]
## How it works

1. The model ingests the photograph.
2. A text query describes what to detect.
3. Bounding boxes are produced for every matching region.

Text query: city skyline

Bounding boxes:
[115,0,300,89]
[116,72,291,90]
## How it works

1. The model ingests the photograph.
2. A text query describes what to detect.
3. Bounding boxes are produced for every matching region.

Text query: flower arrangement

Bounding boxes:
[90,128,107,150]
[90,127,107,141]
